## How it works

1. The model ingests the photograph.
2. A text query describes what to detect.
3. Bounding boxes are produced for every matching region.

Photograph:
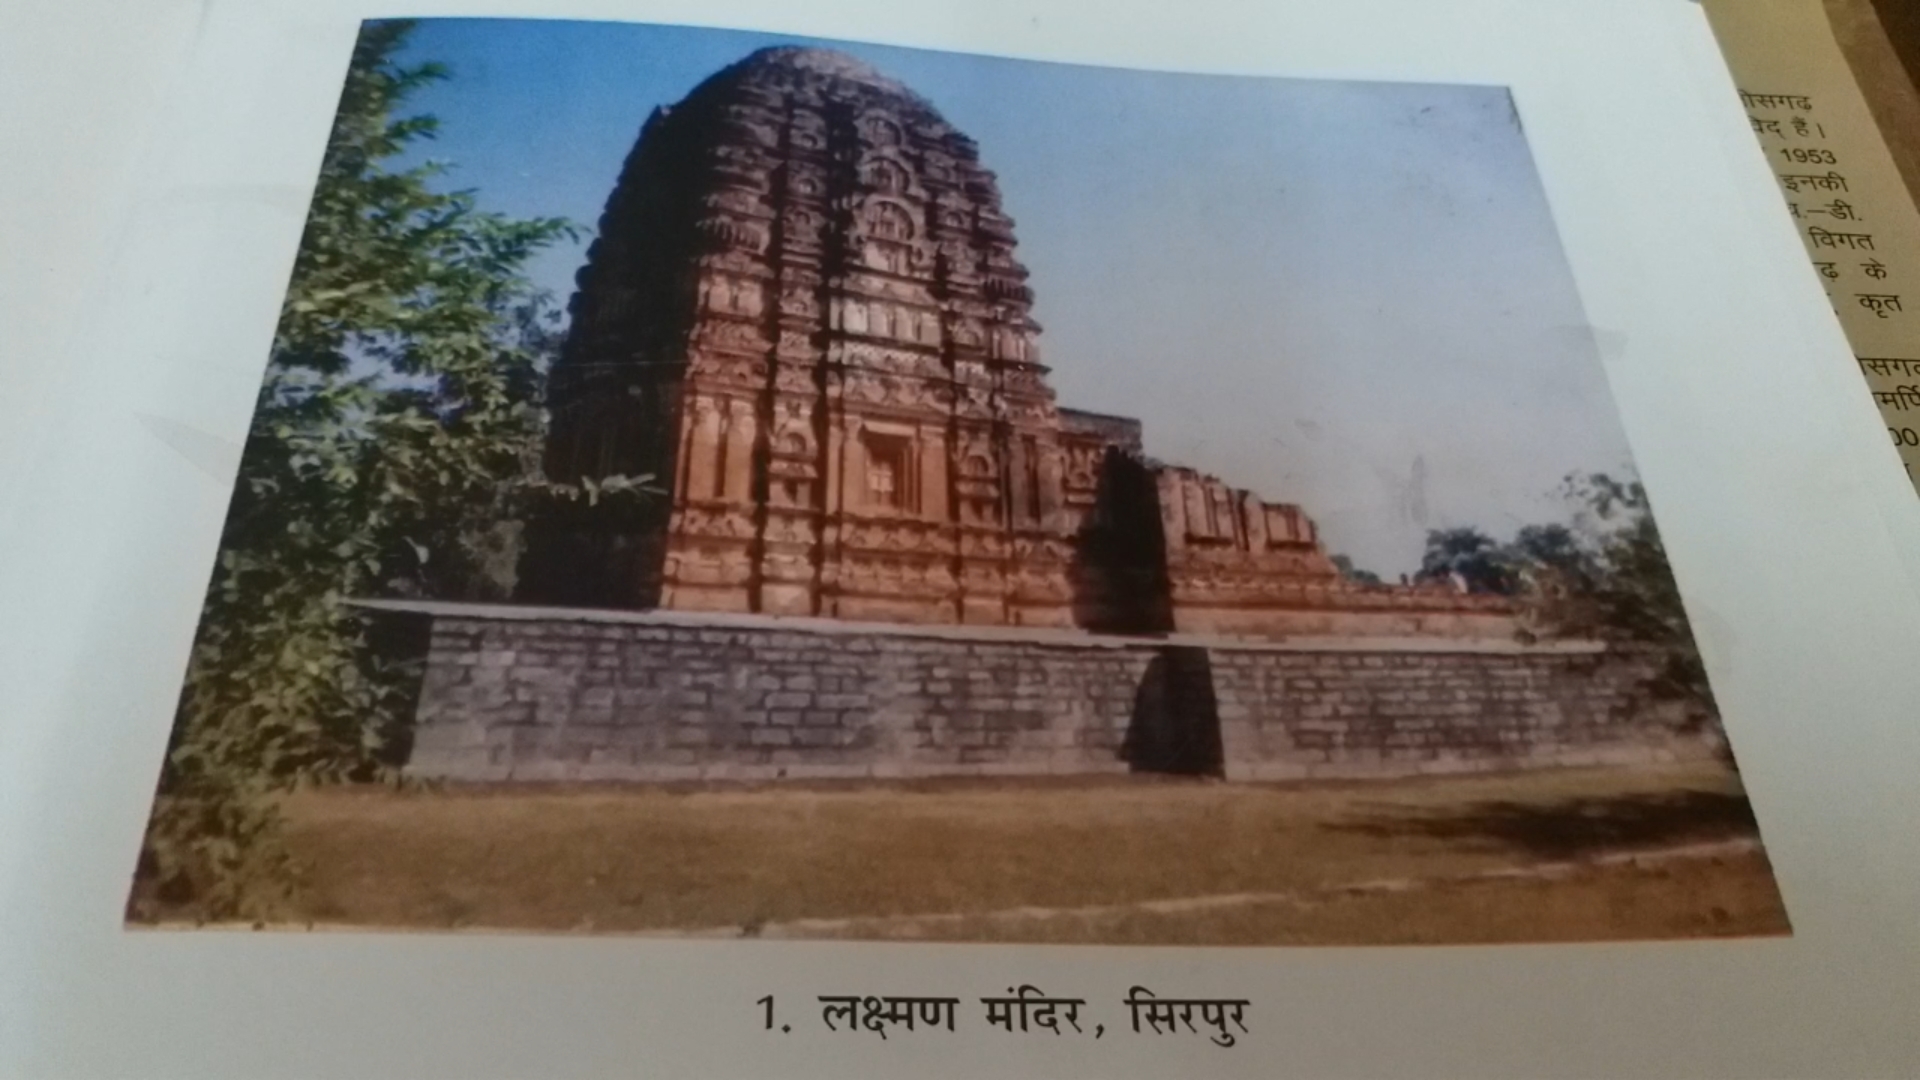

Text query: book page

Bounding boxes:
[1704,0,1920,490]
[6,2,1920,1078]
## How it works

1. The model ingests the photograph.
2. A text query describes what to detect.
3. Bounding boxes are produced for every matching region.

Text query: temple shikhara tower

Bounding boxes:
[519,46,1509,639]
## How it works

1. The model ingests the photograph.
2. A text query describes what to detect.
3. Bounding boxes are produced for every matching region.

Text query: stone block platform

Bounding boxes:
[357,601,1716,784]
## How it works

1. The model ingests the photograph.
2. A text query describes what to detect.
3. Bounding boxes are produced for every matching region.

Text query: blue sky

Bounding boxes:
[384,18,1630,578]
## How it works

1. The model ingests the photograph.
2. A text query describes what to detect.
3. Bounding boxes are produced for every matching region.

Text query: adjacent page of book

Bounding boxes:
[1704,0,1920,492]
[2,0,1919,1076]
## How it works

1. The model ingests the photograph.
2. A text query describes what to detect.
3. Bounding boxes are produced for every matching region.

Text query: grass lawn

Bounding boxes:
[228,761,1787,944]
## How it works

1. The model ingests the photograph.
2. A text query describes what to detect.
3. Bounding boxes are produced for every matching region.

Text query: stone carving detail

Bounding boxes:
[863,158,912,195]
[865,200,916,241]
[520,45,1513,639]
[861,113,905,147]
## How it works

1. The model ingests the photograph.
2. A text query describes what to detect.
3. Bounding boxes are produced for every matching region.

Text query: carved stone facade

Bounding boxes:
[519,46,1511,640]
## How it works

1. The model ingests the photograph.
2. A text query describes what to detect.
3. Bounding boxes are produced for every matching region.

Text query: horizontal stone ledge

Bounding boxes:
[349,598,1607,657]
[414,758,1138,784]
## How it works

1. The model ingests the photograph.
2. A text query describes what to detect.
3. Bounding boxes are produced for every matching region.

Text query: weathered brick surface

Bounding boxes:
[401,610,1713,783]
[1208,648,1699,780]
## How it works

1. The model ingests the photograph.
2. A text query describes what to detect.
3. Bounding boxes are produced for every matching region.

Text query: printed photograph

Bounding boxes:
[128,17,1790,944]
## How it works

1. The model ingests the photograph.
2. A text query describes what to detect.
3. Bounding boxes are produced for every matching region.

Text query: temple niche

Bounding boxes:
[518,46,1513,640]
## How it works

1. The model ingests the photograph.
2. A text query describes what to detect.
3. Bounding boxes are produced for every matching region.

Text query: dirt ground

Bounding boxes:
[212,761,1789,944]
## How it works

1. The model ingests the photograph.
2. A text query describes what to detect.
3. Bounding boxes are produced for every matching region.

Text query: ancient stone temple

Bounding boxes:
[381,45,1711,787]
[518,46,1511,640]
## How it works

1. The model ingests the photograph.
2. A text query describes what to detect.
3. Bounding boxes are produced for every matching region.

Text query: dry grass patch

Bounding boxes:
[788,851,1785,945]
[224,760,1793,944]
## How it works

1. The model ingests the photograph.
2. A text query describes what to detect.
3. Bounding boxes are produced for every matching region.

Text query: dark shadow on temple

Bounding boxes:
[1123,645,1225,776]
[1069,447,1175,635]
[517,505,668,610]
[513,83,739,612]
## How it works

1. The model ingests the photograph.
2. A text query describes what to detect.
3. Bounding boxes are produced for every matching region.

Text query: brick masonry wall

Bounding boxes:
[386,603,1716,783]
[1210,649,1703,781]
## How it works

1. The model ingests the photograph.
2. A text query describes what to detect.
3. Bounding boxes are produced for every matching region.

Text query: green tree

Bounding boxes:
[133,20,580,920]
[1502,522,1597,619]
[1418,526,1519,594]
[1510,472,1713,723]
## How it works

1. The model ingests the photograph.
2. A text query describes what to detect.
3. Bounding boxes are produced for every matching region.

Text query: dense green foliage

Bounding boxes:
[1416,472,1714,722]
[1518,474,1712,718]
[133,21,589,919]
[1418,526,1520,595]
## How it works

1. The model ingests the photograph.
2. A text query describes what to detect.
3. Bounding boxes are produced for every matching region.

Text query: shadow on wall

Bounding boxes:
[1070,448,1174,636]
[363,608,435,772]
[1073,448,1226,777]
[1124,646,1225,777]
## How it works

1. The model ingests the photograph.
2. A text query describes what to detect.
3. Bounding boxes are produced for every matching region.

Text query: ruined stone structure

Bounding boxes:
[517,46,1511,641]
